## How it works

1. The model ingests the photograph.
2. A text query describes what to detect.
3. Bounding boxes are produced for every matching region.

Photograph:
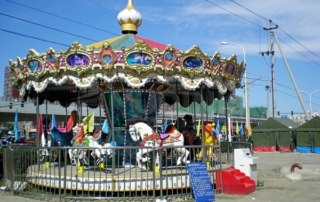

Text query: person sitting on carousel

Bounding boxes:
[174,117,185,133]
[183,114,195,135]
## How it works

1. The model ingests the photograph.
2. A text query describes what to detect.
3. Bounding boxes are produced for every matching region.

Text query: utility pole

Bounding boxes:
[262,20,310,120]
[262,21,277,117]
[273,30,310,120]
[270,22,276,117]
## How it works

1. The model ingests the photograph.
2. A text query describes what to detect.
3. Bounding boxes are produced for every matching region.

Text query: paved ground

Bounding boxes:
[215,152,320,202]
[1,152,319,201]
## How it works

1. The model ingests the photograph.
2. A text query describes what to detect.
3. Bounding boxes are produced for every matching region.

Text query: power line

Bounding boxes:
[277,82,320,99]
[0,13,99,43]
[5,0,119,36]
[205,0,262,28]
[278,27,320,61]
[227,0,320,67]
[277,90,320,108]
[230,0,267,21]
[276,82,295,91]
[0,28,69,47]
[277,37,320,67]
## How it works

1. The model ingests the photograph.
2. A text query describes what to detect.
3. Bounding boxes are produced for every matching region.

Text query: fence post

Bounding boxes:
[58,143,62,202]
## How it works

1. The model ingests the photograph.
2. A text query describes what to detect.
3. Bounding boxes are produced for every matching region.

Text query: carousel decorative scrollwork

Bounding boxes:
[9,38,245,97]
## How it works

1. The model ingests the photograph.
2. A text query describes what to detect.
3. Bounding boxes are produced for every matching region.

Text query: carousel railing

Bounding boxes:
[2,144,225,201]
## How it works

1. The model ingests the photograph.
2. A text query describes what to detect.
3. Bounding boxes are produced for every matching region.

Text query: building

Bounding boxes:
[4,66,19,99]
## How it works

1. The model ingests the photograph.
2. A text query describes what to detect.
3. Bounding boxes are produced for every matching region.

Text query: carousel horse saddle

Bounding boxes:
[50,126,73,147]
[159,129,181,140]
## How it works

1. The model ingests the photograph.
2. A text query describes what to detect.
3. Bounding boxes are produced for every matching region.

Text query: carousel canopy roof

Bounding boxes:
[8,0,245,108]
[86,34,173,52]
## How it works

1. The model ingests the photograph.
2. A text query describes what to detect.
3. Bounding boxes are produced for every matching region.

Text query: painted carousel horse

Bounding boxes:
[196,122,219,158]
[127,119,189,170]
[50,110,78,147]
[68,124,115,167]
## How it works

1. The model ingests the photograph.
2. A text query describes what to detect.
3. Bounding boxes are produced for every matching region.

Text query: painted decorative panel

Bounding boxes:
[183,57,202,69]
[127,53,152,65]
[102,50,113,65]
[28,60,42,72]
[67,54,89,66]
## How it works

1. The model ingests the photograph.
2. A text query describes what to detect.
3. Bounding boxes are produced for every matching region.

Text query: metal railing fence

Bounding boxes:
[2,144,230,201]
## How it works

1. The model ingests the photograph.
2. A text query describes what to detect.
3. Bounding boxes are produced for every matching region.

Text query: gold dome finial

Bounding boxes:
[117,0,142,35]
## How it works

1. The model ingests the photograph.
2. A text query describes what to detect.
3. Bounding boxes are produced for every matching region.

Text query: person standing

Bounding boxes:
[183,114,195,135]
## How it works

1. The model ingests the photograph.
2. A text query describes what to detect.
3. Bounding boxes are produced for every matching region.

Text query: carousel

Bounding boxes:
[8,0,245,196]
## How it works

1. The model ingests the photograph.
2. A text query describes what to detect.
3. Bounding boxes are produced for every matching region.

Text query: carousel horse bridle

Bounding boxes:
[128,125,141,141]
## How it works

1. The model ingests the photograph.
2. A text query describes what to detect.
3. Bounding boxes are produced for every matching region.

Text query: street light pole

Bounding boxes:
[229,106,238,118]
[300,90,319,117]
[221,42,250,130]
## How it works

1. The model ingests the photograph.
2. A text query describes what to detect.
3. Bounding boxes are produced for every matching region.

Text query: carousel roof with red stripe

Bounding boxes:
[86,34,173,51]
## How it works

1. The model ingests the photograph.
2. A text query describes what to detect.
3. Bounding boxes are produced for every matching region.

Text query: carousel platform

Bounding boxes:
[26,162,230,192]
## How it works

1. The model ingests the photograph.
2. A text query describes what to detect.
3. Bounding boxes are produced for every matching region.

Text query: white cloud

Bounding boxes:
[140,0,320,61]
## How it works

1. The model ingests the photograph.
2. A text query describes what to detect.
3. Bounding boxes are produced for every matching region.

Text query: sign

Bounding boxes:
[186,163,215,202]
[281,115,288,119]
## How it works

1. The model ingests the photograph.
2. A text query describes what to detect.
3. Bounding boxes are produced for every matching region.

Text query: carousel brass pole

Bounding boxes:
[200,85,205,163]
[153,90,157,199]
[78,89,82,124]
[86,89,89,134]
[176,82,179,126]
[36,93,40,147]
[77,89,80,123]
[162,96,164,125]
[65,93,68,126]
[224,94,230,163]
[110,83,115,175]
[206,87,208,121]
[155,91,158,132]
[99,79,102,129]
[193,101,196,126]
[45,90,48,131]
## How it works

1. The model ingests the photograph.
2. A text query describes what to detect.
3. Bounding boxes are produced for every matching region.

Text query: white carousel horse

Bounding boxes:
[68,124,115,167]
[128,121,189,170]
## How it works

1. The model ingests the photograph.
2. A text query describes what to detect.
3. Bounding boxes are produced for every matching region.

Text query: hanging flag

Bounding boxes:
[102,119,109,133]
[248,124,252,136]
[38,114,43,139]
[196,120,201,137]
[215,120,220,135]
[222,123,226,133]
[83,112,94,134]
[51,114,57,129]
[240,123,244,136]
[236,121,240,135]
[14,108,19,141]
[162,119,168,133]
[230,121,233,134]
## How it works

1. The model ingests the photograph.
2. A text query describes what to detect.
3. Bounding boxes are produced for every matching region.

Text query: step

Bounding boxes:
[215,168,256,195]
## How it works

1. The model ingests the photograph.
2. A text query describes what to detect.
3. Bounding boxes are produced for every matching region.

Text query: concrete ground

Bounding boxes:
[215,152,320,202]
[1,152,319,202]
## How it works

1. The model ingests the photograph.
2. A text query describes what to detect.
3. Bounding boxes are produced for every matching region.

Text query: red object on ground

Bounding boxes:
[216,168,256,195]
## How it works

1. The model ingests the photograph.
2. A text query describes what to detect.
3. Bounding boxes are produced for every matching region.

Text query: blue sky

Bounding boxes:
[1,0,320,116]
